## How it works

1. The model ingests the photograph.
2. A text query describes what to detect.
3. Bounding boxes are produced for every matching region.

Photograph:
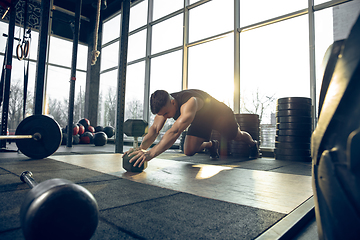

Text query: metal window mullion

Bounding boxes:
[102,37,120,48]
[128,57,146,66]
[129,25,147,35]
[187,30,233,48]
[143,0,153,122]
[238,8,308,33]
[150,8,183,26]
[182,0,190,90]
[150,46,183,59]
[187,0,211,10]
[308,0,317,129]
[313,0,353,11]
[234,0,240,113]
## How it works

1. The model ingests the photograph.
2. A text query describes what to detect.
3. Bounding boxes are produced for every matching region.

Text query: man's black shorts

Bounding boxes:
[186,101,239,141]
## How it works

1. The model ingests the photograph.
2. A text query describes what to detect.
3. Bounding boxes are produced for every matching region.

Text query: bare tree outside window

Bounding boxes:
[1,79,33,132]
[241,88,276,148]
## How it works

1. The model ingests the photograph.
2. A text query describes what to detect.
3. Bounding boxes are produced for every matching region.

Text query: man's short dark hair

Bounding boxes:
[150,90,170,114]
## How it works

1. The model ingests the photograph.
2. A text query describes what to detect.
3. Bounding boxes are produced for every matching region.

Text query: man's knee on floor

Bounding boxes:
[184,147,197,156]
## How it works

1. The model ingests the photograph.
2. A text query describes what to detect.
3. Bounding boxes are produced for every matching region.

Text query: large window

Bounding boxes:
[150,50,183,94]
[125,61,146,121]
[149,50,183,136]
[129,0,148,32]
[97,0,360,149]
[189,0,233,43]
[98,70,117,127]
[102,14,121,45]
[152,14,183,54]
[240,0,307,27]
[100,42,119,71]
[0,19,88,131]
[128,30,147,62]
[45,36,88,128]
[240,15,310,117]
[188,34,234,108]
[153,0,183,20]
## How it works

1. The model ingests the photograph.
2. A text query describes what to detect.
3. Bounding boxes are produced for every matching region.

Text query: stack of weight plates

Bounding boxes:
[275,97,312,162]
[231,114,260,158]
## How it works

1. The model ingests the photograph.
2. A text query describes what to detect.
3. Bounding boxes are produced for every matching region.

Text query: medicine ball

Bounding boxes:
[93,132,107,146]
[94,126,104,133]
[78,118,90,129]
[80,132,94,144]
[66,124,79,135]
[77,123,85,135]
[73,134,80,145]
[103,126,114,138]
[87,126,95,133]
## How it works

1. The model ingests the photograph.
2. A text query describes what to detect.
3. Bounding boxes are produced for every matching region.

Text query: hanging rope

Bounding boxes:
[91,0,101,65]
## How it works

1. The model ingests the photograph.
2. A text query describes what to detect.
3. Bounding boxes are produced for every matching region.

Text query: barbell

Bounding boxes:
[0,115,62,159]
[20,171,99,240]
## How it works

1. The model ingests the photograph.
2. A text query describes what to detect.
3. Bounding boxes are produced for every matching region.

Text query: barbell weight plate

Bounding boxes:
[276,129,312,137]
[275,135,311,143]
[276,103,311,111]
[276,123,312,130]
[15,115,62,159]
[277,97,311,105]
[276,116,312,123]
[275,141,311,149]
[275,109,312,117]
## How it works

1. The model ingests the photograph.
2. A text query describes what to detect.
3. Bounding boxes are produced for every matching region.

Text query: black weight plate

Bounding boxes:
[276,129,312,136]
[276,103,311,111]
[230,141,249,147]
[237,118,260,122]
[318,40,345,117]
[234,114,259,119]
[276,116,312,123]
[237,123,260,129]
[275,141,310,149]
[238,127,260,133]
[275,135,311,143]
[275,154,312,162]
[236,121,259,126]
[16,115,62,159]
[277,97,311,105]
[236,120,260,125]
[275,109,311,117]
[238,126,260,132]
[276,123,312,130]
[275,148,311,156]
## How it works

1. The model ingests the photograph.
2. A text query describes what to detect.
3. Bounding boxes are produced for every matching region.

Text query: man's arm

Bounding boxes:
[130,97,201,167]
[139,115,166,150]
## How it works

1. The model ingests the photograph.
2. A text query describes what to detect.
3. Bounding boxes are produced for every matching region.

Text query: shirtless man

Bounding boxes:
[127,89,259,167]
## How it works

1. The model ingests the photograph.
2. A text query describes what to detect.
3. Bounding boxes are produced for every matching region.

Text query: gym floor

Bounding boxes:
[0,142,318,239]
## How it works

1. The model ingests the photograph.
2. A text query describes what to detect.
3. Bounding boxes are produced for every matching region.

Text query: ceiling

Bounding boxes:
[0,0,137,44]
[53,0,126,21]
[51,0,137,43]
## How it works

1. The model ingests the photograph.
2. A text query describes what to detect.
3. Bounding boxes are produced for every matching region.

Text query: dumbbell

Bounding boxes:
[123,119,148,172]
[20,171,99,240]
